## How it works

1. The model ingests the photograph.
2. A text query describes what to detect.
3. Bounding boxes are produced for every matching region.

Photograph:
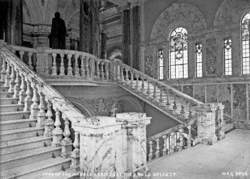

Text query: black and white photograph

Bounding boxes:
[0,0,250,178]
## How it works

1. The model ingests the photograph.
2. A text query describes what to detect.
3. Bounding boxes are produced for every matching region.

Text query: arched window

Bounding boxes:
[242,12,250,74]
[224,38,232,75]
[158,49,164,80]
[195,43,203,78]
[169,27,188,79]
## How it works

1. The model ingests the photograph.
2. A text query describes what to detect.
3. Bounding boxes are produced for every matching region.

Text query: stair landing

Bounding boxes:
[149,129,250,179]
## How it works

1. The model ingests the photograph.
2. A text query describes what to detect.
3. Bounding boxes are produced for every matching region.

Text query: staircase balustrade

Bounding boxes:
[10,45,113,81]
[0,45,84,171]
[147,120,197,161]
[113,61,204,124]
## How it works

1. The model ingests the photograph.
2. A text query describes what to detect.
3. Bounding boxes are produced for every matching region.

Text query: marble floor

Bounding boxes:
[148,129,250,179]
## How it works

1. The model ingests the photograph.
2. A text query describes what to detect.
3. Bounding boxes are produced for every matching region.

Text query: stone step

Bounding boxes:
[0,97,18,105]
[0,91,13,98]
[0,136,52,155]
[0,104,23,113]
[0,118,37,131]
[0,127,44,142]
[0,146,62,170]
[0,111,30,121]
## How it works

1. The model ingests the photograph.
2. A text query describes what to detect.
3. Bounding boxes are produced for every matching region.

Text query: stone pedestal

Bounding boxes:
[73,112,150,179]
[196,105,217,145]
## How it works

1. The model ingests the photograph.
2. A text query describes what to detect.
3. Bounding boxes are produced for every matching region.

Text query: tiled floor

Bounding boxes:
[149,129,250,179]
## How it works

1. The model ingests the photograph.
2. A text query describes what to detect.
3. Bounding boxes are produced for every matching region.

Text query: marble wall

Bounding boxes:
[172,79,249,124]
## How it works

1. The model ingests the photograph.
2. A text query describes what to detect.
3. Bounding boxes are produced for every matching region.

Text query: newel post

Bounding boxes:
[72,113,151,178]
[196,104,217,145]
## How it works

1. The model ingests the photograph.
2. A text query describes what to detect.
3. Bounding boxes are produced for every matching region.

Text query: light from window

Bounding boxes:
[158,49,164,80]
[195,43,203,78]
[169,27,188,79]
[242,12,250,74]
[224,38,232,75]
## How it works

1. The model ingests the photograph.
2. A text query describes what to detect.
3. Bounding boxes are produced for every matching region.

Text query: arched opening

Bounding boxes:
[241,12,250,74]
[169,27,188,79]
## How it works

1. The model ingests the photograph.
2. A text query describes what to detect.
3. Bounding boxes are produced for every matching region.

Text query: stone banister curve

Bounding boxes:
[1,45,86,124]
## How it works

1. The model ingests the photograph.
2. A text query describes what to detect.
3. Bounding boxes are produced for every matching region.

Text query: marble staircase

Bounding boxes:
[0,81,74,179]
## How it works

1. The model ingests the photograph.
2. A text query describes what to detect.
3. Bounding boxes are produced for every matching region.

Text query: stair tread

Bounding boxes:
[0,135,51,148]
[0,118,36,125]
[0,157,71,178]
[0,104,23,107]
[0,126,43,135]
[0,111,29,115]
[0,145,61,163]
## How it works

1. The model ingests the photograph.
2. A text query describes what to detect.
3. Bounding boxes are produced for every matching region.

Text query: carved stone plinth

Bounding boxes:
[195,105,217,145]
[73,113,151,179]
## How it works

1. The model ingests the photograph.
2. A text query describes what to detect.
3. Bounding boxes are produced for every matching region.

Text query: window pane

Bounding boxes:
[242,12,250,74]
[169,27,188,79]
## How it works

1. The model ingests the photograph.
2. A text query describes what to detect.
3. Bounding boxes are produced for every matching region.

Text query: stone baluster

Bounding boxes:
[0,58,6,81]
[37,88,46,128]
[101,62,105,80]
[159,86,163,103]
[155,138,160,158]
[30,83,39,120]
[187,125,192,148]
[28,52,33,69]
[90,58,95,79]
[120,66,124,82]
[13,69,20,98]
[148,140,153,161]
[80,56,85,78]
[71,131,80,171]
[125,68,129,81]
[52,108,63,146]
[67,53,73,76]
[105,62,109,80]
[23,78,32,112]
[74,54,80,77]
[51,53,57,76]
[85,57,90,79]
[44,100,54,137]
[18,74,26,104]
[135,73,139,89]
[178,128,184,150]
[96,61,100,79]
[130,71,134,87]
[59,53,65,76]
[141,76,144,92]
[147,79,150,95]
[169,132,175,153]
[19,51,24,62]
[61,115,72,158]
[8,66,15,93]
[162,134,169,155]
[153,82,156,99]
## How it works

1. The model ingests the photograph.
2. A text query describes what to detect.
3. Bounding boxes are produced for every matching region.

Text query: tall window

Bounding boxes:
[242,12,250,74]
[169,27,188,79]
[158,49,164,80]
[224,38,232,75]
[195,43,203,78]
